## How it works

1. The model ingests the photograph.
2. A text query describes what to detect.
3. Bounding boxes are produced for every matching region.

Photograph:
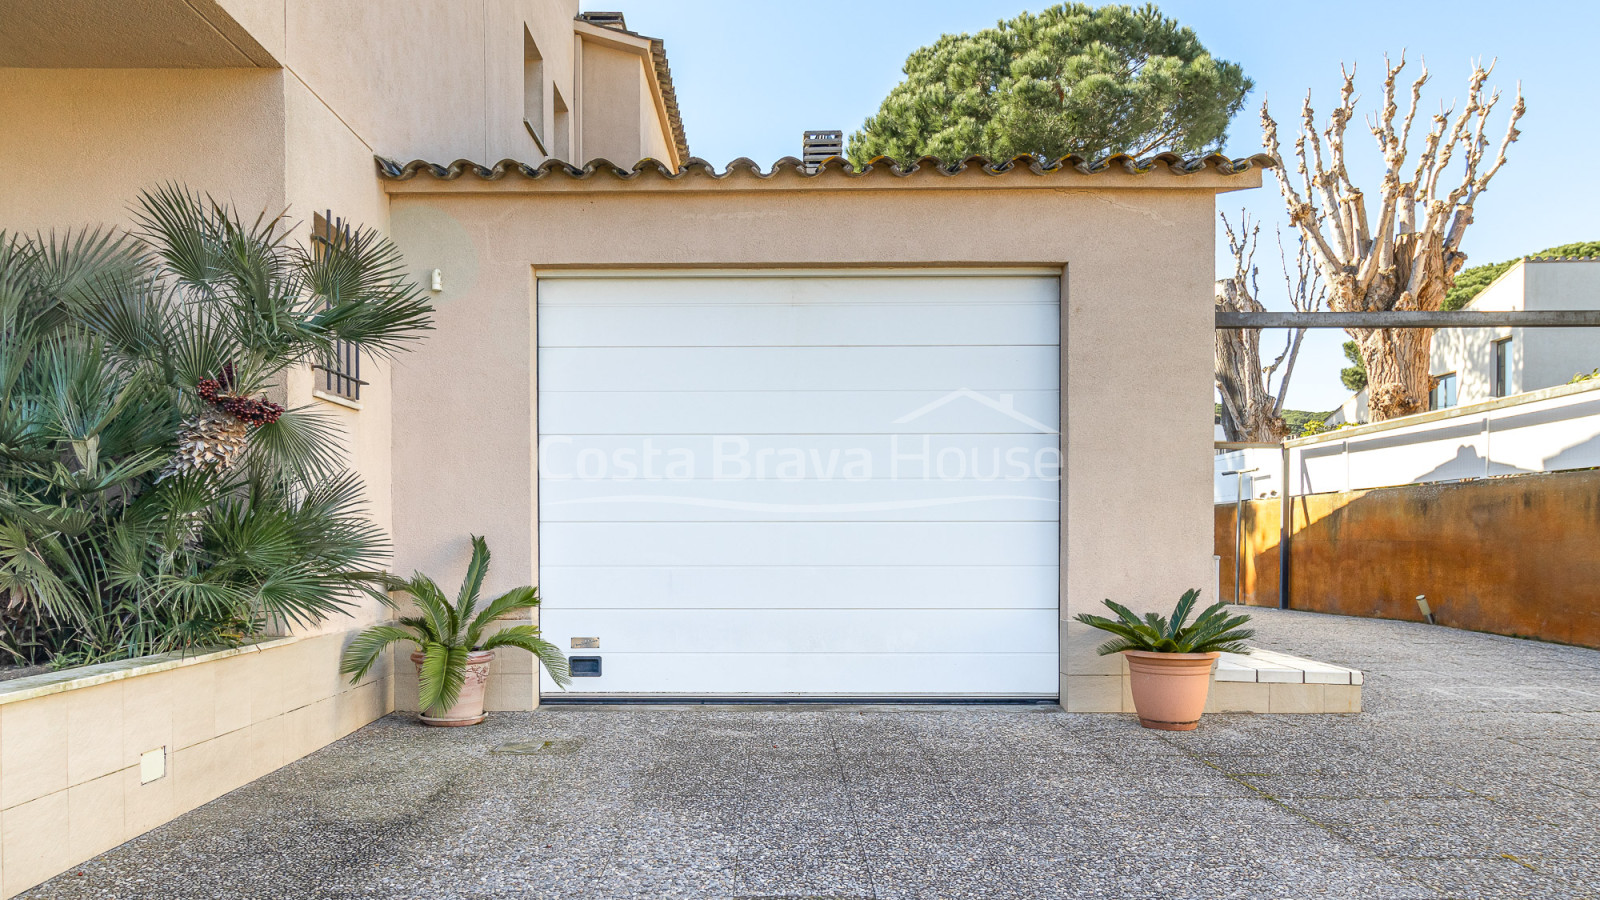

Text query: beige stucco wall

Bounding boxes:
[580,42,644,164]
[0,68,287,232]
[274,0,583,165]
[383,168,1258,708]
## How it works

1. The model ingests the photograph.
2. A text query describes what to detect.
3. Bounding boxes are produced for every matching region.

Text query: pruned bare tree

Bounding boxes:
[1261,55,1525,420]
[1215,211,1325,442]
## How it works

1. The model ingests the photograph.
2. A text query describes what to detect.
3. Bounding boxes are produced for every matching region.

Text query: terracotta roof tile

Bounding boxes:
[648,38,688,163]
[375,152,1276,182]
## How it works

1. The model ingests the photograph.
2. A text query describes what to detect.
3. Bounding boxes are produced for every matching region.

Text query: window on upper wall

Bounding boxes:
[1430,373,1458,410]
[523,28,546,154]
[1493,338,1513,398]
[312,212,362,404]
[552,84,571,161]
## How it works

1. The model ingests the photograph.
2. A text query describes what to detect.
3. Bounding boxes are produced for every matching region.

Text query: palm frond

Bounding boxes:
[404,574,459,645]
[1166,588,1200,637]
[1077,590,1253,656]
[339,625,418,682]
[1101,600,1146,629]
[18,227,145,321]
[480,624,571,688]
[301,223,434,355]
[243,405,345,485]
[455,535,491,626]
[0,522,91,624]
[417,642,468,713]
[132,184,226,290]
[465,585,538,649]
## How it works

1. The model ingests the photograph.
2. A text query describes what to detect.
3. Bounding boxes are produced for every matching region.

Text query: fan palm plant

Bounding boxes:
[1074,589,1254,656]
[0,187,432,665]
[340,536,571,718]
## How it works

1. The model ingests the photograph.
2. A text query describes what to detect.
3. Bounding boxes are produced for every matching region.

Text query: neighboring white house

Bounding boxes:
[1328,257,1600,425]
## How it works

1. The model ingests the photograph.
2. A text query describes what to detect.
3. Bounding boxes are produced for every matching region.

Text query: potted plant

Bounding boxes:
[340,536,572,726]
[1073,589,1253,731]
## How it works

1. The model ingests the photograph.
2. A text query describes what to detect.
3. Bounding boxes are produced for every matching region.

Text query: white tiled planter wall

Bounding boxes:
[0,630,392,898]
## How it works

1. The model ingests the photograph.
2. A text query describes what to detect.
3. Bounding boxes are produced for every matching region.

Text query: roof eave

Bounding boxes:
[376,152,1272,193]
[572,16,688,166]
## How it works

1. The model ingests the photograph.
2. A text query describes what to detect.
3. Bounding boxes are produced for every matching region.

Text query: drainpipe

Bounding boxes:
[1279,445,1291,610]
[1221,468,1258,605]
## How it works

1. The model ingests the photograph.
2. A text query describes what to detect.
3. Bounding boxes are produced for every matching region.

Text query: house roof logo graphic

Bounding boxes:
[893,389,1057,434]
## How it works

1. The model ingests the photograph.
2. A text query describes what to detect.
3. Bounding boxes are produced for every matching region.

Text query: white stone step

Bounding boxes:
[1215,648,1363,685]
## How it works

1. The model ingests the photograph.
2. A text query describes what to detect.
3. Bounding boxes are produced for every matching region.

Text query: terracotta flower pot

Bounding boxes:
[1124,650,1218,731]
[411,649,494,727]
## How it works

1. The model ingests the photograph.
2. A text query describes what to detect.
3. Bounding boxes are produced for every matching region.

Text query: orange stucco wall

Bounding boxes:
[1216,470,1600,648]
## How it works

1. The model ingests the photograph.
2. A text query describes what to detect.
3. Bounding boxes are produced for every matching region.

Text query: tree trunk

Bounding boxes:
[1356,327,1436,420]
[1214,279,1288,443]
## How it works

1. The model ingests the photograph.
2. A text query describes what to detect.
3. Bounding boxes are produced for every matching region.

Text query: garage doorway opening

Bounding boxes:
[536,269,1062,699]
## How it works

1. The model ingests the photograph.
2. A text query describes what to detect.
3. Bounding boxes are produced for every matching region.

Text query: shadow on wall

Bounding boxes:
[1215,469,1600,649]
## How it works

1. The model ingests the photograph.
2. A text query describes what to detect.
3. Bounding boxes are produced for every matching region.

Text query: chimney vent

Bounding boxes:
[802,130,845,173]
[578,11,628,31]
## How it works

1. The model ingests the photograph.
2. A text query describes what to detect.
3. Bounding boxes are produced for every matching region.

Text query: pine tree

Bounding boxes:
[848,4,1251,165]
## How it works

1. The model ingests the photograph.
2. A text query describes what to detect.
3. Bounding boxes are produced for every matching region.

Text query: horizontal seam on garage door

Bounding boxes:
[535,267,1064,279]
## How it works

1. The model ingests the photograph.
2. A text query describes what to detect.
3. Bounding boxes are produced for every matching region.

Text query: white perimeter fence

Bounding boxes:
[1215,379,1600,502]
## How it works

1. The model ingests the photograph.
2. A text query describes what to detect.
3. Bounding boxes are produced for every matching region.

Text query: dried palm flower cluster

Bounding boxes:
[160,366,285,481]
[196,371,284,428]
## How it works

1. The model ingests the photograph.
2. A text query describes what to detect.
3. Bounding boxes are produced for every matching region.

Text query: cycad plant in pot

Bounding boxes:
[340,536,571,726]
[1074,589,1253,731]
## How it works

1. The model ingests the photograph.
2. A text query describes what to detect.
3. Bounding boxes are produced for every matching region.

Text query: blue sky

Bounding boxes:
[618,0,1599,412]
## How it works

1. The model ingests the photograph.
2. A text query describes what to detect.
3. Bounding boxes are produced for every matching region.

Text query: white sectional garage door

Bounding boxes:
[537,270,1060,696]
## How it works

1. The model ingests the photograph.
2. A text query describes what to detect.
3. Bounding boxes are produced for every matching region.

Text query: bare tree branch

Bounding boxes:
[1215,214,1322,440]
[1262,57,1524,420]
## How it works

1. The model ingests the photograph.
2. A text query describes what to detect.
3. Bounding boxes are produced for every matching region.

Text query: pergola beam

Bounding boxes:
[1216,310,1600,330]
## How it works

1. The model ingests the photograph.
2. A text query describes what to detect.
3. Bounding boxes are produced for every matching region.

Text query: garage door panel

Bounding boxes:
[538,303,1058,349]
[542,522,1058,567]
[541,609,1057,654]
[540,478,1059,522]
[537,346,1059,392]
[540,389,1061,435]
[539,433,1061,459]
[538,271,1059,696]
[537,565,1059,610]
[539,274,1060,308]
[538,275,1059,349]
[540,652,1059,695]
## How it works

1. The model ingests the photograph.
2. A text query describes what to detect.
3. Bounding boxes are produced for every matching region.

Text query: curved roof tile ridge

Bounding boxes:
[374,152,1275,182]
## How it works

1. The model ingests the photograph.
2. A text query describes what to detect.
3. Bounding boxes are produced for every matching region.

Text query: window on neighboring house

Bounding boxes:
[523,29,546,154]
[1430,373,1458,410]
[1493,337,1513,398]
[552,84,571,161]
[312,211,362,403]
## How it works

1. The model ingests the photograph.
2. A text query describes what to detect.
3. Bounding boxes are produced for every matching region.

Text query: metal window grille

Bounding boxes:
[312,211,363,402]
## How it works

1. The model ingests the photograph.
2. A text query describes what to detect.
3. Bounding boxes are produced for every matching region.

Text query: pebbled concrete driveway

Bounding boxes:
[25,609,1600,899]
